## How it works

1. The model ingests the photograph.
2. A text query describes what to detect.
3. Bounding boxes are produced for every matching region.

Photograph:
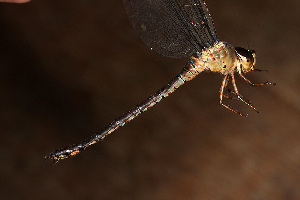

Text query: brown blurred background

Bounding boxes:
[0,0,299,199]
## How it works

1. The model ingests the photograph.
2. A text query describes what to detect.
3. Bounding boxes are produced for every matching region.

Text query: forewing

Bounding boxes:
[123,0,218,58]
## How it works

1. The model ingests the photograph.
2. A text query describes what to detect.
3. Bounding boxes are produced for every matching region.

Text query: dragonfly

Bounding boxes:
[45,0,275,163]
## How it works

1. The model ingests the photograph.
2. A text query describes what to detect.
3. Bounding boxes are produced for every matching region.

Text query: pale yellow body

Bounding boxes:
[183,41,271,117]
[193,41,238,75]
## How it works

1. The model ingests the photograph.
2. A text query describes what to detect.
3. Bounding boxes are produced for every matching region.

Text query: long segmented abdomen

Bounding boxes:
[45,58,204,163]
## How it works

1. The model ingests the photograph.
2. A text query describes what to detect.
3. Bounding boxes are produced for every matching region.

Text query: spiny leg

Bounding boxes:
[219,74,247,117]
[230,73,259,113]
[239,71,276,86]
[224,89,251,104]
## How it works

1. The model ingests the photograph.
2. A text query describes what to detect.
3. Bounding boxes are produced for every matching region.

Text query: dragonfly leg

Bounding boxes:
[224,89,255,107]
[230,74,259,113]
[224,89,248,102]
[239,71,276,86]
[219,74,247,117]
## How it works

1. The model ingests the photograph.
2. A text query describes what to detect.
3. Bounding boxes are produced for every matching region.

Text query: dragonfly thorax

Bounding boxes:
[193,42,257,76]
[193,41,238,75]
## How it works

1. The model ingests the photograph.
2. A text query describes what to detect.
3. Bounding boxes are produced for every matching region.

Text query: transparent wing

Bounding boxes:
[123,0,218,58]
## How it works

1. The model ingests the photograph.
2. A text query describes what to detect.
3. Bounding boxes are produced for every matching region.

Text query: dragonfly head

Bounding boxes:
[235,47,256,74]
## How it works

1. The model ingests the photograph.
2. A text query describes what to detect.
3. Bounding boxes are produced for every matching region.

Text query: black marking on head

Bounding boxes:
[235,47,255,58]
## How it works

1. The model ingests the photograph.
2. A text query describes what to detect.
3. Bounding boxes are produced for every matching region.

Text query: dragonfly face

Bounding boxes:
[235,47,256,74]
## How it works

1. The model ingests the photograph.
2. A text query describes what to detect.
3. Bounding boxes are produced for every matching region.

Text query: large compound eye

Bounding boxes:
[235,47,256,73]
[235,47,254,59]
